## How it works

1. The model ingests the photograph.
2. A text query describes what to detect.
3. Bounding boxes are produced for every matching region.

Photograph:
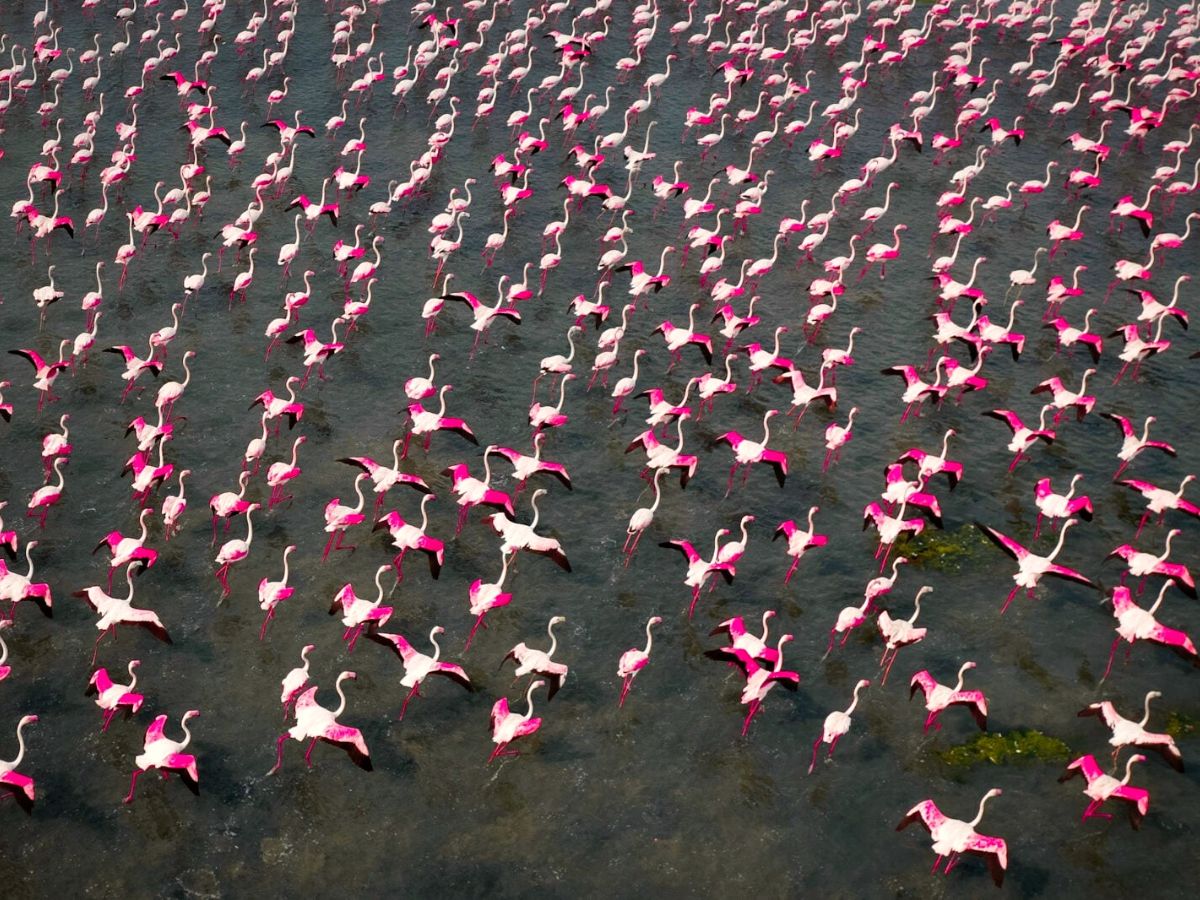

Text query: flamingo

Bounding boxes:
[660,529,734,617]
[979,519,1095,612]
[716,409,788,494]
[214,503,261,599]
[823,407,858,472]
[488,679,545,763]
[267,436,306,508]
[375,494,445,582]
[338,441,433,511]
[1117,475,1200,536]
[809,679,870,773]
[708,610,780,668]
[443,447,515,535]
[270,672,371,773]
[618,616,662,707]
[124,710,200,804]
[372,628,472,720]
[257,545,297,640]
[897,789,1007,886]
[1103,583,1198,680]
[624,469,667,564]
[88,661,144,731]
[330,565,393,652]
[0,715,38,809]
[774,507,828,584]
[878,587,932,683]
[502,616,570,699]
[492,433,573,492]
[482,490,571,571]
[729,634,800,737]
[909,662,989,732]
[464,552,515,650]
[1078,691,1184,771]
[983,407,1056,471]
[1033,475,1094,537]
[280,645,315,720]
[322,474,367,561]
[27,458,67,528]
[404,385,479,457]
[1059,754,1150,827]
[1107,529,1196,598]
[1104,414,1176,479]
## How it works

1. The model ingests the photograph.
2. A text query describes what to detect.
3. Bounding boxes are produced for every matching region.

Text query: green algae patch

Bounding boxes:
[939,730,1072,767]
[1165,712,1197,739]
[894,524,992,572]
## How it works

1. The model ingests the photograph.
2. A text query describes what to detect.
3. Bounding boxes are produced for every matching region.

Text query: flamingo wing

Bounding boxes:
[963,833,1008,887]
[659,539,702,564]
[1043,563,1097,589]
[977,523,1029,561]
[896,799,945,834]
[432,662,473,691]
[370,631,417,662]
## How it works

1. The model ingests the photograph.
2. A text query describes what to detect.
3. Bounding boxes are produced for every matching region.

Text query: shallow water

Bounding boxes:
[0,0,1198,896]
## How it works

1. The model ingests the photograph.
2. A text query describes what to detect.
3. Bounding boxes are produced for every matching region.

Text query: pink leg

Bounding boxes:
[999,585,1020,614]
[808,737,822,774]
[397,684,420,721]
[619,677,633,707]
[1101,638,1122,682]
[123,769,142,804]
[304,738,319,768]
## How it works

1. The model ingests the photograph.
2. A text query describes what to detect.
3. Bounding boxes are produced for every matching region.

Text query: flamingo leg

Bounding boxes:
[304,738,319,768]
[999,584,1021,614]
[123,769,143,804]
[808,738,822,774]
[741,700,760,737]
[397,684,421,721]
[619,676,633,707]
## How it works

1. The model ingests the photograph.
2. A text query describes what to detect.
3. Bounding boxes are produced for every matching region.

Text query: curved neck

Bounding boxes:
[546,619,559,656]
[523,681,539,718]
[953,663,971,692]
[1140,692,1156,727]
[643,620,657,654]
[969,792,996,827]
[333,675,351,718]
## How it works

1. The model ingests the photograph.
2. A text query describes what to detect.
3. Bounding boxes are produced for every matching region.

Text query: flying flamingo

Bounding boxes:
[1117,475,1200,536]
[502,616,570,699]
[322,475,367,561]
[660,529,734,617]
[375,495,445,582]
[1103,583,1198,680]
[626,411,699,487]
[370,628,472,720]
[1107,529,1196,598]
[716,409,788,494]
[489,679,545,763]
[214,503,261,599]
[88,660,144,731]
[774,507,828,583]
[896,789,1007,886]
[270,672,371,773]
[258,545,297,640]
[1104,413,1176,479]
[983,407,1056,471]
[729,634,800,737]
[403,385,479,458]
[909,662,989,732]
[330,565,393,652]
[979,519,1095,612]
[1078,691,1184,771]
[0,541,53,621]
[878,586,932,683]
[482,490,571,571]
[94,508,158,589]
[0,716,39,810]
[464,553,515,651]
[809,679,870,773]
[708,610,780,668]
[1033,475,1094,538]
[492,432,573,492]
[618,616,662,707]
[1059,754,1149,827]
[124,710,200,804]
[338,441,432,511]
[75,562,171,663]
[443,448,516,535]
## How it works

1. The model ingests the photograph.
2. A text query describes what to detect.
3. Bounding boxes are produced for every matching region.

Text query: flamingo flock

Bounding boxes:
[0,0,1197,891]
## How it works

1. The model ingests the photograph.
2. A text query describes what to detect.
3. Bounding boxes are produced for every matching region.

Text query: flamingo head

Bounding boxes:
[182,709,200,721]
[549,616,567,626]
[19,715,38,727]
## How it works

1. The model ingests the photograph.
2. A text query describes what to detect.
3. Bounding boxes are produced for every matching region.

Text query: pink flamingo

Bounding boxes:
[443,448,516,535]
[618,616,662,707]
[823,407,858,472]
[330,566,393,652]
[1103,583,1198,680]
[280,645,315,720]
[1117,475,1199,536]
[267,436,306,508]
[124,710,200,804]
[716,409,788,494]
[257,545,296,640]
[1033,475,1093,537]
[909,662,988,732]
[774,506,828,584]
[878,586,932,683]
[626,412,699,487]
[465,553,515,651]
[809,679,870,773]
[979,519,1094,612]
[983,406,1056,471]
[75,563,170,663]
[94,508,157,589]
[8,342,71,412]
[209,471,252,541]
[322,475,367,561]
[0,542,52,620]
[1031,370,1096,423]
[375,495,445,581]
[660,529,734,617]
[0,716,39,810]
[897,789,1007,886]
[161,469,191,540]
[88,660,144,731]
[857,223,908,280]
[372,628,472,720]
[403,385,479,457]
[214,503,261,599]
[339,441,432,512]
[27,458,67,528]
[730,634,800,737]
[1107,529,1196,598]
[1105,413,1176,479]
[1078,691,1183,771]
[863,500,929,570]
[492,432,573,492]
[270,672,371,773]
[489,679,545,763]
[1059,754,1149,827]
[623,469,667,565]
[708,610,780,667]
[502,616,570,699]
